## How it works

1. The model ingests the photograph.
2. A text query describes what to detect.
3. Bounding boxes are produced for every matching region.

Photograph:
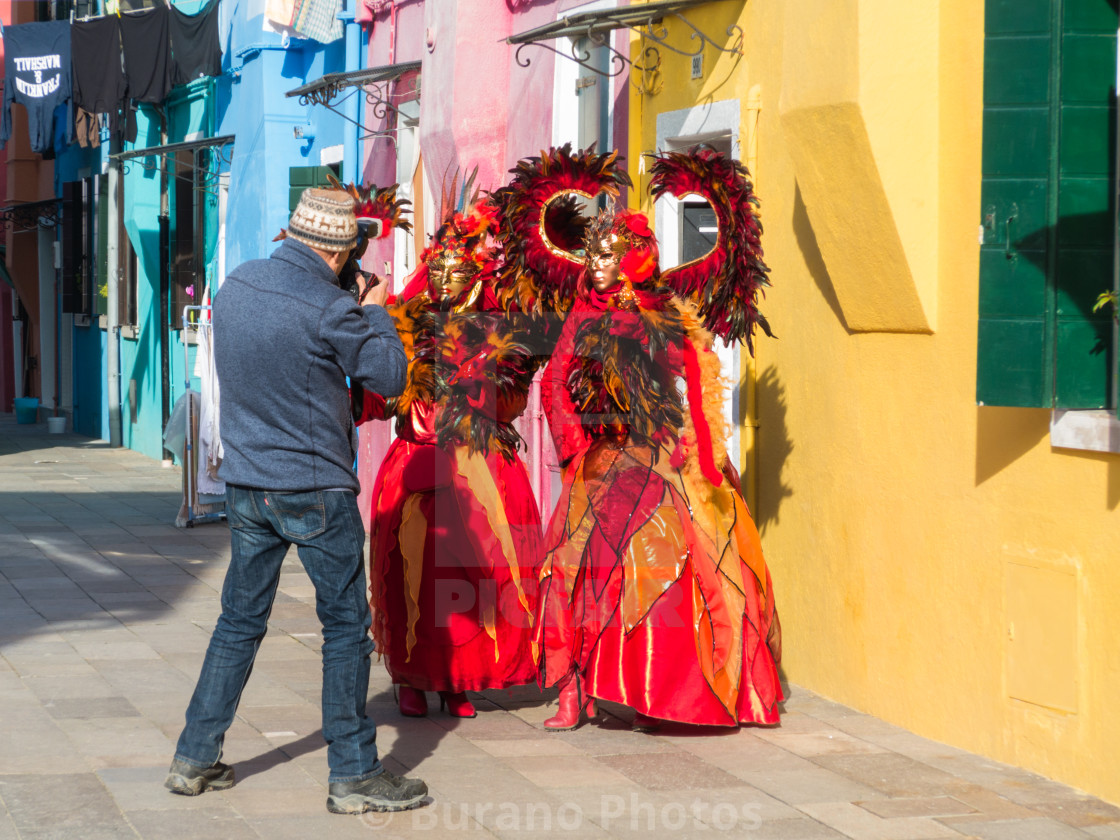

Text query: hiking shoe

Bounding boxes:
[164,758,235,795]
[326,770,428,814]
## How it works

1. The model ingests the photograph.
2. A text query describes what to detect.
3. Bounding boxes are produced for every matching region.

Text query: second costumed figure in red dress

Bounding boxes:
[356,195,542,718]
[494,146,783,732]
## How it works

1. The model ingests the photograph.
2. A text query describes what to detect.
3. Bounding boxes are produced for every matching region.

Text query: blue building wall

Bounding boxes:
[222,23,348,269]
[56,0,356,459]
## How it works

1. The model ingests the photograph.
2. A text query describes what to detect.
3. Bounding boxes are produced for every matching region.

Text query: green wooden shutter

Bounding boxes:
[289,164,341,213]
[1054,1,1116,408]
[978,0,1117,409]
[61,181,83,314]
[60,181,92,315]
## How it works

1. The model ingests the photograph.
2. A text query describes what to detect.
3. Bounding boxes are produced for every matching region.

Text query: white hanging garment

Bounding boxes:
[193,318,225,496]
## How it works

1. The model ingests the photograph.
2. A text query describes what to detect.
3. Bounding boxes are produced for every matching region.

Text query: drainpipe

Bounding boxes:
[342,8,360,184]
[159,111,171,456]
[107,138,122,447]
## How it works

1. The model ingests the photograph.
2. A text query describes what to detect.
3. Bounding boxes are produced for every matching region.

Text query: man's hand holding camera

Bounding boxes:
[357,269,389,308]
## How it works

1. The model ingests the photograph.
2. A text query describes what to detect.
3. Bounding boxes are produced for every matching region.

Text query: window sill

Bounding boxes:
[1050,410,1120,455]
[119,325,139,341]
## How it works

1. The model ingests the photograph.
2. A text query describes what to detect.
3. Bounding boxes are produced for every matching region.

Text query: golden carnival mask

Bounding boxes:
[426,251,481,303]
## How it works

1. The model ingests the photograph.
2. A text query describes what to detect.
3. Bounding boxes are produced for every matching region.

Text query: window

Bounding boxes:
[681,200,717,263]
[66,175,138,324]
[574,37,610,154]
[977,0,1118,409]
[61,178,94,316]
[35,0,96,22]
[171,148,212,322]
[550,0,619,151]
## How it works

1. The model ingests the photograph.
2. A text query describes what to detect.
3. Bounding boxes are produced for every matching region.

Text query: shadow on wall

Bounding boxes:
[754,364,793,535]
[792,183,853,334]
[975,406,1120,510]
[974,406,1050,486]
[1066,450,1120,512]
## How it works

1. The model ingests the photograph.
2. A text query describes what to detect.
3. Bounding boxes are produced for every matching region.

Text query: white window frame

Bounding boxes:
[551,0,618,150]
[393,99,421,295]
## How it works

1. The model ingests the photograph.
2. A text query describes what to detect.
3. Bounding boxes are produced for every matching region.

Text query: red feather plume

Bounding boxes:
[648,147,773,353]
[326,174,413,239]
[491,144,632,316]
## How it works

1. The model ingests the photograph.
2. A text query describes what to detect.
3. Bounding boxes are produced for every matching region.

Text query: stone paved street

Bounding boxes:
[2,413,1120,840]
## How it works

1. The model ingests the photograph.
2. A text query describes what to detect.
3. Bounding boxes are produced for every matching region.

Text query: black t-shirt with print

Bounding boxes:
[0,21,72,153]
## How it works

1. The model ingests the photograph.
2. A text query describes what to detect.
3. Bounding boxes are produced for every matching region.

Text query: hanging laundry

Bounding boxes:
[356,0,391,25]
[121,5,172,104]
[0,21,72,154]
[192,318,225,497]
[75,107,100,147]
[291,0,343,44]
[106,0,159,12]
[71,15,126,146]
[264,0,295,34]
[169,0,223,86]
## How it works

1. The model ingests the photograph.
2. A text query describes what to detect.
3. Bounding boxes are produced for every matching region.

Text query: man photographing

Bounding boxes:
[164,188,428,815]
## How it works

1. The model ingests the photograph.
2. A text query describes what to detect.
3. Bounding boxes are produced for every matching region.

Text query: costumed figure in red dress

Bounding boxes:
[355,184,543,719]
[495,146,782,731]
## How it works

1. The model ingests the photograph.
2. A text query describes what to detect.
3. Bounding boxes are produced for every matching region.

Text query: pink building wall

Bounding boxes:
[354,0,629,527]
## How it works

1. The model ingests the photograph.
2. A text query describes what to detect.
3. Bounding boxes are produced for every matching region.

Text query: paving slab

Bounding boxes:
[0,414,1118,839]
[946,817,1095,839]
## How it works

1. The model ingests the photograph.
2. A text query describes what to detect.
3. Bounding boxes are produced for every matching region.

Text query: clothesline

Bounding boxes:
[0,0,210,37]
[0,0,223,154]
[75,0,214,24]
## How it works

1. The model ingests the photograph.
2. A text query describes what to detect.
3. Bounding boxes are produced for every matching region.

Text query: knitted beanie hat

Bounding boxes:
[287,188,358,253]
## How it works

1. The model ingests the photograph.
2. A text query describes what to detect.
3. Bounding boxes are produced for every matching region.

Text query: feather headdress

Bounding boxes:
[649,147,773,352]
[491,144,632,316]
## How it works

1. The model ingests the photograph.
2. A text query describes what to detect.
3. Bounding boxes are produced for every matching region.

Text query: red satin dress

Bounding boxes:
[535,296,783,726]
[362,327,542,693]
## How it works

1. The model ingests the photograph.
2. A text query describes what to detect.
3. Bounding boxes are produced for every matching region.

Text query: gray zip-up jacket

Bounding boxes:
[213,237,406,493]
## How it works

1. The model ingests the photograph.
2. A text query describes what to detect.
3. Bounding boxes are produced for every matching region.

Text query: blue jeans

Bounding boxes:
[174,485,382,782]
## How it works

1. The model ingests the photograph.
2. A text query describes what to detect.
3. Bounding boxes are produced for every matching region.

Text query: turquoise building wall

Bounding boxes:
[57,0,355,460]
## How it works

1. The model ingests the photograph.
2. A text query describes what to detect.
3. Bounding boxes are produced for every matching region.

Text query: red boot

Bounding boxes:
[398,685,428,717]
[631,712,661,733]
[438,691,477,718]
[543,674,597,731]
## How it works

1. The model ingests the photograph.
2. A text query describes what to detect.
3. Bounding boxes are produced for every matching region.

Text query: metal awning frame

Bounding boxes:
[507,0,743,87]
[0,198,61,231]
[110,134,235,197]
[286,61,421,140]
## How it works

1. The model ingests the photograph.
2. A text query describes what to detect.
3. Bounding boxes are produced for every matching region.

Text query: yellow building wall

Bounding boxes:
[629,0,1120,806]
